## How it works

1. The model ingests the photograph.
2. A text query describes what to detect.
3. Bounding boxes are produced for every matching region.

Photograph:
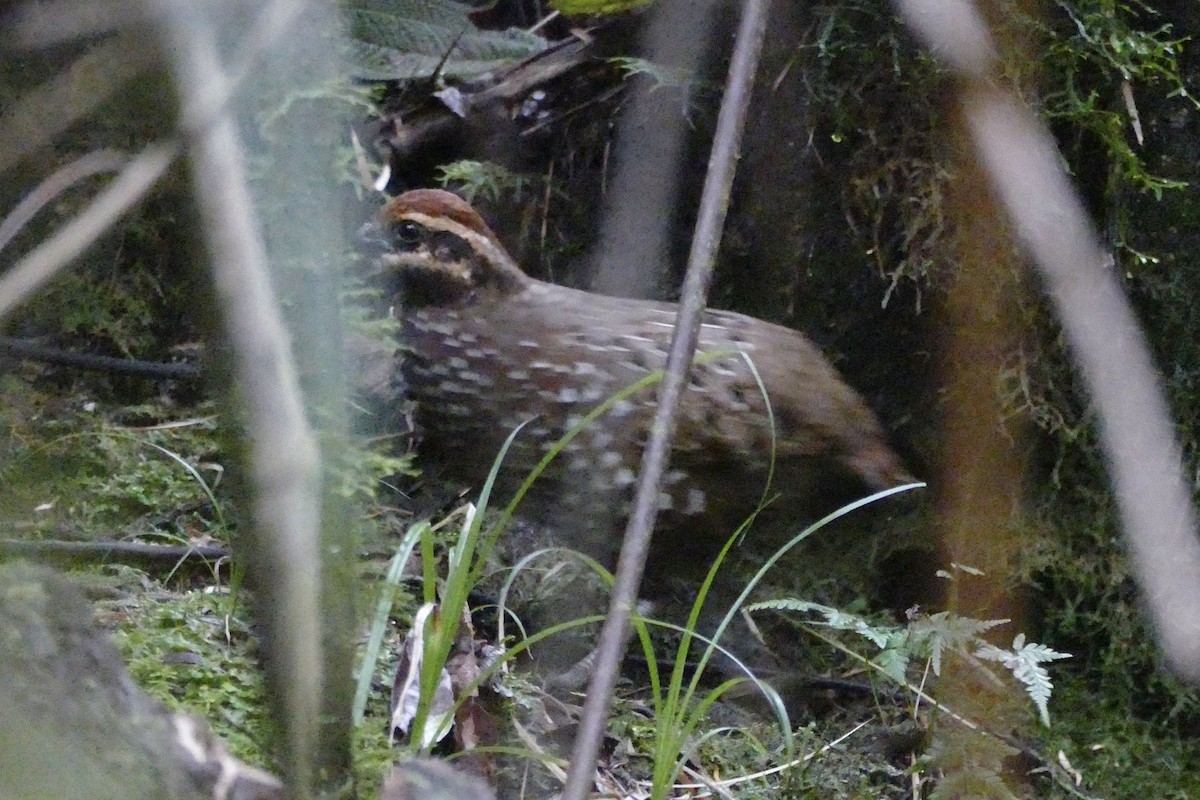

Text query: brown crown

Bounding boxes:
[378,189,508,253]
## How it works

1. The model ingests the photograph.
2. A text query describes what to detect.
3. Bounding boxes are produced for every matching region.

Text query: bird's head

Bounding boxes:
[359,189,530,307]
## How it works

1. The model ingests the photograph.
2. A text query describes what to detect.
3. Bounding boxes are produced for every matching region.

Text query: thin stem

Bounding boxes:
[561,0,774,797]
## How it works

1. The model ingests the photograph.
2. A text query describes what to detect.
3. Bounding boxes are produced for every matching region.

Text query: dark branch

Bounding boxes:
[0,337,202,380]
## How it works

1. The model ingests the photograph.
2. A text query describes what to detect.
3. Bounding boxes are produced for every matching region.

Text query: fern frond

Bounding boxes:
[975,634,1071,726]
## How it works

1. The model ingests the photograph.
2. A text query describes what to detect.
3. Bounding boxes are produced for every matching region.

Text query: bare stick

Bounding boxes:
[0,149,129,255]
[0,0,306,323]
[561,0,773,797]
[156,1,323,795]
[896,0,1200,680]
[0,336,201,379]
[0,538,228,568]
[0,143,176,321]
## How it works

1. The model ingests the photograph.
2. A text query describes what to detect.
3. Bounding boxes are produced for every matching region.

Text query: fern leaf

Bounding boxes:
[873,644,910,684]
[908,612,1009,676]
[975,634,1071,726]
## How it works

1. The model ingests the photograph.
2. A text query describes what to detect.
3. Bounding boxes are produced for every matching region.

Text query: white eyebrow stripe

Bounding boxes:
[392,210,529,283]
[398,211,495,254]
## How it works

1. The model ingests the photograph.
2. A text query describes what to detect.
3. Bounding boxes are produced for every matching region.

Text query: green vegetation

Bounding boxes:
[794,2,1200,797]
[436,160,540,205]
[0,388,224,541]
[109,586,270,764]
[3,0,1199,797]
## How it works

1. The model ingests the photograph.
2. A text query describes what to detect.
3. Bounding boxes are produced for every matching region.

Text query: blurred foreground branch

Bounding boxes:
[157,1,326,795]
[897,0,1200,681]
[562,0,772,797]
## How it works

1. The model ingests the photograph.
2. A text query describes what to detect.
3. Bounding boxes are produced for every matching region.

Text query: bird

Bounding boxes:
[359,188,910,578]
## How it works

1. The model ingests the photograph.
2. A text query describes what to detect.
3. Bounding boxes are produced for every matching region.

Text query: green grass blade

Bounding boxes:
[352,519,429,724]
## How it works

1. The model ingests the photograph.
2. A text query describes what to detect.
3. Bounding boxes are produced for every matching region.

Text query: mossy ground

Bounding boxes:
[4,2,1200,797]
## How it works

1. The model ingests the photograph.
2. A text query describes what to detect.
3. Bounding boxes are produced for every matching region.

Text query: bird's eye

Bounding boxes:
[394,221,423,245]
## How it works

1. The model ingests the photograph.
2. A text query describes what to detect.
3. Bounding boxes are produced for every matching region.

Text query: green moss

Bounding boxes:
[0,387,227,541]
[1046,677,1200,799]
[105,585,273,766]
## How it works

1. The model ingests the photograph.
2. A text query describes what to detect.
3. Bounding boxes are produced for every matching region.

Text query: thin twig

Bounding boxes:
[0,538,228,568]
[660,721,870,794]
[560,1,773,798]
[897,0,1200,681]
[0,143,177,321]
[156,1,322,796]
[1,0,307,324]
[0,149,128,255]
[0,337,201,379]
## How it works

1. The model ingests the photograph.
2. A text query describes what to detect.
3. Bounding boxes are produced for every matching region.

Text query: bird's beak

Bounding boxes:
[356,220,389,255]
